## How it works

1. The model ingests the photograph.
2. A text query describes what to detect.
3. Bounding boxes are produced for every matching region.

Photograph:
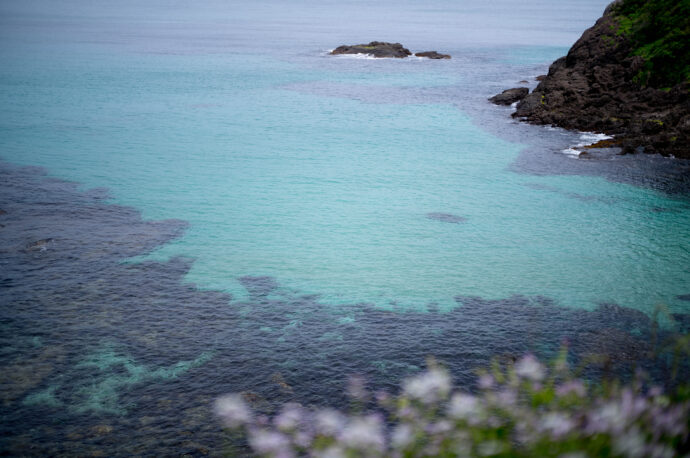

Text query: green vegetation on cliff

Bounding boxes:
[613,0,690,87]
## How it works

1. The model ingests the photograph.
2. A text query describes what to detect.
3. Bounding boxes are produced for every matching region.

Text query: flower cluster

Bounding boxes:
[215,354,690,457]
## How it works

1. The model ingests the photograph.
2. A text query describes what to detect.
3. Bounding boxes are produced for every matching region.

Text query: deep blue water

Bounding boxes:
[1,0,689,455]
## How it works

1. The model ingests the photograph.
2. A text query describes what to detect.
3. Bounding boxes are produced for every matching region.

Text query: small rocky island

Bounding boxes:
[330,41,451,59]
[490,0,689,158]
[414,51,451,60]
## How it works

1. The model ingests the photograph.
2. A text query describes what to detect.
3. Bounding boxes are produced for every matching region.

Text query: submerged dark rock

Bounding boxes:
[25,238,54,251]
[330,41,411,58]
[489,87,529,106]
[511,0,690,159]
[415,51,451,59]
[426,212,467,223]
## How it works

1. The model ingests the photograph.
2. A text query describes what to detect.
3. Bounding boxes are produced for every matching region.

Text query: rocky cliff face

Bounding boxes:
[513,0,689,158]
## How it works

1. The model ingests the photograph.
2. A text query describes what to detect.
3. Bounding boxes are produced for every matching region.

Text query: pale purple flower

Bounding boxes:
[448,393,480,420]
[612,426,646,458]
[478,374,495,390]
[495,388,517,407]
[375,390,390,405]
[587,402,627,435]
[248,429,293,457]
[391,424,414,449]
[540,412,575,438]
[294,431,312,448]
[347,375,369,401]
[314,409,346,436]
[402,367,451,404]
[556,380,586,398]
[651,405,688,437]
[312,446,347,458]
[214,394,251,428]
[274,403,303,432]
[426,420,453,435]
[515,354,545,381]
[338,414,385,452]
[648,386,663,398]
[619,388,648,421]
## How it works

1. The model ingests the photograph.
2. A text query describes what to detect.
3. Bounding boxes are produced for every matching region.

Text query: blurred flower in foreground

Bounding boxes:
[216,354,690,457]
[214,394,251,428]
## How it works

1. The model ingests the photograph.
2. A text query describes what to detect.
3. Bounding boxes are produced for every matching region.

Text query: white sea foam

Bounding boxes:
[327,51,381,60]
[578,132,612,146]
[561,147,582,157]
[325,49,412,60]
[560,132,614,158]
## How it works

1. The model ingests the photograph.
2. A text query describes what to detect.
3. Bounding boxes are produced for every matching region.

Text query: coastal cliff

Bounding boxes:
[513,0,689,158]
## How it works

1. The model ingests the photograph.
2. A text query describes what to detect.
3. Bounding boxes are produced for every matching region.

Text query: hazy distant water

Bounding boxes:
[1,0,690,454]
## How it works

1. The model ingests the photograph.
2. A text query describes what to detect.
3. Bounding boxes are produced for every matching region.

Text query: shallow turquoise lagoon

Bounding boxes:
[1,45,688,313]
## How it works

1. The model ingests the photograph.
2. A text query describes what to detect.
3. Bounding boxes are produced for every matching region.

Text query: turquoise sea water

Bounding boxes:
[1,0,690,454]
[2,0,688,313]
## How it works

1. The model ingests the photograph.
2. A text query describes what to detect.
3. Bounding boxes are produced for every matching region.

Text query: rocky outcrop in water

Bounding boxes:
[489,87,529,106]
[415,51,451,59]
[331,41,411,58]
[509,0,689,158]
[330,42,451,59]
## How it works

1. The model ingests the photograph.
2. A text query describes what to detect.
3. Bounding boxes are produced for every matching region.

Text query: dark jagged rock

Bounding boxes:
[330,41,411,58]
[415,51,451,59]
[512,0,690,158]
[535,75,547,81]
[489,87,529,106]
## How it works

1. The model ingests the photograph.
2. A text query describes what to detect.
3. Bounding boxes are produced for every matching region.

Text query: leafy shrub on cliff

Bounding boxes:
[613,0,690,87]
[215,351,690,457]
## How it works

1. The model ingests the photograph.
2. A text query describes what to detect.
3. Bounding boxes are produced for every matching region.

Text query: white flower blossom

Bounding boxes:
[540,412,574,438]
[478,374,495,390]
[448,393,480,420]
[315,409,346,436]
[214,394,251,428]
[588,402,628,435]
[338,415,385,452]
[402,367,451,404]
[248,429,293,457]
[515,354,545,381]
[391,423,414,448]
[274,403,303,431]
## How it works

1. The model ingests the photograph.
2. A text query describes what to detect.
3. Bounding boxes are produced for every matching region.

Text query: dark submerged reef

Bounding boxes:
[510,0,690,158]
[0,162,688,455]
